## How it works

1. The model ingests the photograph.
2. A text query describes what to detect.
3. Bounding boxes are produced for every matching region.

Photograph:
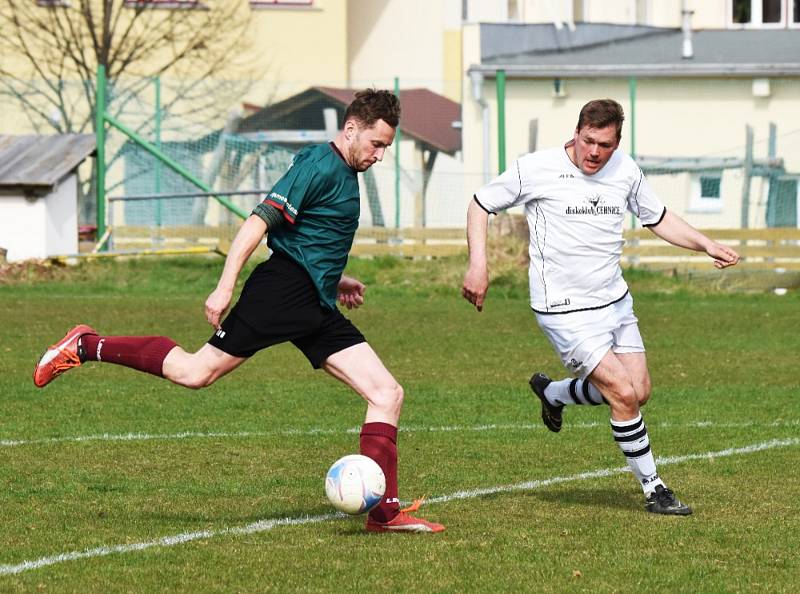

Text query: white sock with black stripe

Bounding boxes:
[544,378,607,406]
[610,414,665,495]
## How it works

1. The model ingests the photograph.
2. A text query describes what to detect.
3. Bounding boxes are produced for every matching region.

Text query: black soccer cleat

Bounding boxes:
[645,485,693,516]
[529,372,563,433]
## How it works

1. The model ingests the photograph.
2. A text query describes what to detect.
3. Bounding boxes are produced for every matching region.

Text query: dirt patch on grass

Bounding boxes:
[0,259,76,285]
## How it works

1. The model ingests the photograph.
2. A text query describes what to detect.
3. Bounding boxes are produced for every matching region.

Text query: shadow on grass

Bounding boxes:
[519,485,642,512]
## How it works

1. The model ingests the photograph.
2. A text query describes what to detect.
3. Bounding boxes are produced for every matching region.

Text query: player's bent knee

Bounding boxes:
[612,384,639,410]
[370,382,404,414]
[176,368,218,390]
[637,379,652,406]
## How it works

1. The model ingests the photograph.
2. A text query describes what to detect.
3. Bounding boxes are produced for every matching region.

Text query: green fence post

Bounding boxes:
[496,70,506,174]
[95,65,107,245]
[394,77,401,229]
[154,76,162,228]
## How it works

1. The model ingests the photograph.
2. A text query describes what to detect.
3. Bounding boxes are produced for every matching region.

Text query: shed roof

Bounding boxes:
[238,86,461,155]
[472,23,800,77]
[0,134,96,192]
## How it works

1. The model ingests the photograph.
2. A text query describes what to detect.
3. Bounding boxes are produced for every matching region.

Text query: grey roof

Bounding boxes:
[473,23,800,77]
[0,134,96,191]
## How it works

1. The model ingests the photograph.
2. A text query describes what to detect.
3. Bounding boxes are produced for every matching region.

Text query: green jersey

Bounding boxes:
[261,142,360,310]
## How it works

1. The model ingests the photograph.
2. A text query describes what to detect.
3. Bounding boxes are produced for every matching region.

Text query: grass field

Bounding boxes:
[1,255,798,593]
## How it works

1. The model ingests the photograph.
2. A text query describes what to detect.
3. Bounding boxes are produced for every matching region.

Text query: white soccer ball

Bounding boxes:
[325,454,386,515]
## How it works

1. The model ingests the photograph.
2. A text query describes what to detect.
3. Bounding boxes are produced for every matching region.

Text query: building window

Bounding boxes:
[689,172,723,213]
[793,0,800,24]
[700,175,721,199]
[731,0,786,26]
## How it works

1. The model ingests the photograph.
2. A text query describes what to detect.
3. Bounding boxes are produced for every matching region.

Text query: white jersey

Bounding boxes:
[475,145,665,314]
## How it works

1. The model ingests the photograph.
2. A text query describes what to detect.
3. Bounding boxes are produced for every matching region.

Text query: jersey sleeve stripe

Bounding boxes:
[642,206,666,228]
[473,195,495,215]
[265,198,297,223]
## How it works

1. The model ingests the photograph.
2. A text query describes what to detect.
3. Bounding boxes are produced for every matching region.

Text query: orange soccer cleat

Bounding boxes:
[365,499,445,533]
[33,325,97,387]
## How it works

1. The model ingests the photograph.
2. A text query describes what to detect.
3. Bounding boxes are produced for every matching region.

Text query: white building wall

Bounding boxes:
[0,173,78,261]
[347,0,450,93]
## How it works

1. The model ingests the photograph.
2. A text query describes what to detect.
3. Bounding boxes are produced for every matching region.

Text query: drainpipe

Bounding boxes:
[681,1,694,59]
[470,70,492,185]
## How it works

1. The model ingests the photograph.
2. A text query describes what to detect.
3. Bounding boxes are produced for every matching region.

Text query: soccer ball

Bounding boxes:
[324,454,386,515]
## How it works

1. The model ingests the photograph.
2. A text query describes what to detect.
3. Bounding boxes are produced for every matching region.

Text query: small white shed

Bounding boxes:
[0,134,96,262]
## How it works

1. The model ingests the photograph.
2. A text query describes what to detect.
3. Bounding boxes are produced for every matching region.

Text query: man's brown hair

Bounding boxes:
[576,99,625,141]
[344,89,401,129]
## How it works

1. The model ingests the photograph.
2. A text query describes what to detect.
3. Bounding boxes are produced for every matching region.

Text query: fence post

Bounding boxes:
[740,125,753,228]
[95,65,107,245]
[154,75,162,229]
[629,76,637,230]
[496,69,506,174]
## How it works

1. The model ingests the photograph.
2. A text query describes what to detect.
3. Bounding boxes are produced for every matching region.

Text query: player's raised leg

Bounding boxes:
[323,342,445,533]
[34,326,246,389]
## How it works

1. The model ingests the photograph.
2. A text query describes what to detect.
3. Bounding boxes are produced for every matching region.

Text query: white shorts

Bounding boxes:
[535,293,645,379]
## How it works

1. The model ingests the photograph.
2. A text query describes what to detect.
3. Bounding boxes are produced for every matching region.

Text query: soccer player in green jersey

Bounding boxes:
[34,89,444,533]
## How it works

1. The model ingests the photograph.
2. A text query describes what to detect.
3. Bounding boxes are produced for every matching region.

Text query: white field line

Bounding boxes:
[1,419,798,448]
[0,437,798,577]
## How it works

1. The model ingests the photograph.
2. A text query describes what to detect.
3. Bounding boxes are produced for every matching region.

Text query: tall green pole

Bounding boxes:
[154,76,163,228]
[394,76,401,229]
[95,65,107,243]
[496,70,506,174]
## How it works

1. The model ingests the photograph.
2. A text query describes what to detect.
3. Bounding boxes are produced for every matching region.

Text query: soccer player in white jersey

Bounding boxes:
[462,99,740,515]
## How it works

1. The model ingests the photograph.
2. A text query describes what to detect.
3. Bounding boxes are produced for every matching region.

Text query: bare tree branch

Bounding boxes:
[0,0,257,134]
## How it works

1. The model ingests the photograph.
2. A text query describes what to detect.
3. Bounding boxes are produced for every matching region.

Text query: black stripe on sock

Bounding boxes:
[610,417,643,432]
[613,426,648,442]
[624,444,652,458]
[582,381,602,405]
[569,379,583,404]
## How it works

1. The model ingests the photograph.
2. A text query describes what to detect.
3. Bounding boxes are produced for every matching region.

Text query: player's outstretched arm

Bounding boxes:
[462,198,491,311]
[337,275,366,310]
[206,214,268,328]
[648,210,740,269]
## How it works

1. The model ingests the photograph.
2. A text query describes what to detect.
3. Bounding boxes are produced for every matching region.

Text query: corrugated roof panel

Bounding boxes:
[476,24,800,77]
[0,134,95,189]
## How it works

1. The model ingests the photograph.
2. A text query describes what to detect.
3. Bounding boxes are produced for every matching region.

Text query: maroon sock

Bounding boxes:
[81,335,178,377]
[360,422,400,523]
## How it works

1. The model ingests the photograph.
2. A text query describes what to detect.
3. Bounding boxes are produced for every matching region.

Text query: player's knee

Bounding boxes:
[637,380,652,406]
[613,383,639,409]
[178,368,217,390]
[372,382,404,413]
